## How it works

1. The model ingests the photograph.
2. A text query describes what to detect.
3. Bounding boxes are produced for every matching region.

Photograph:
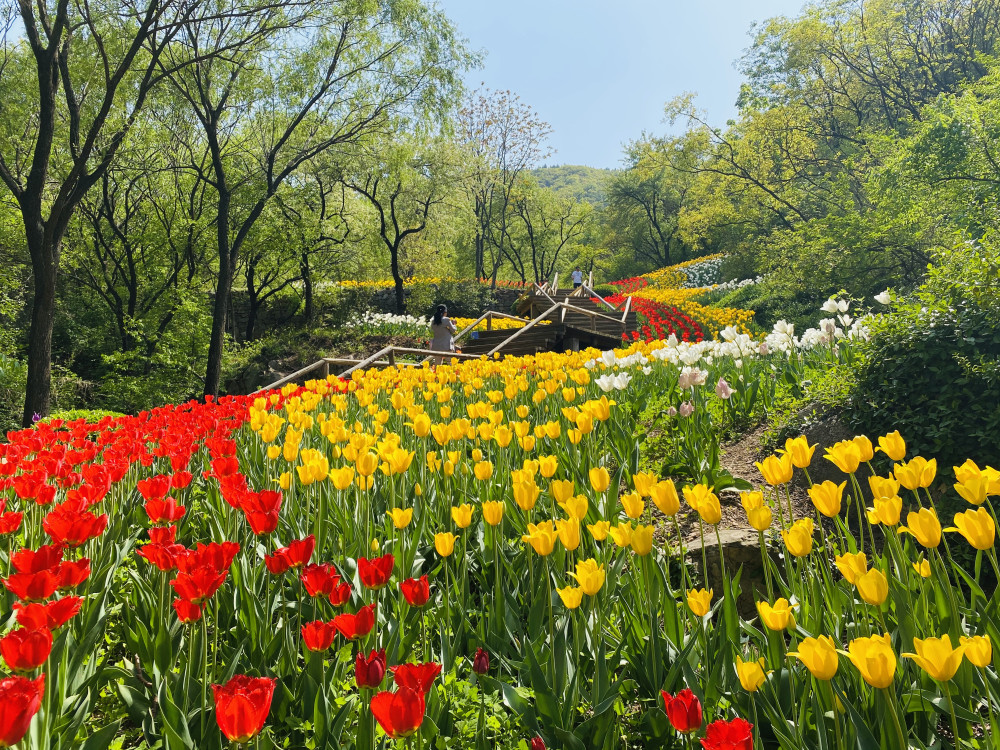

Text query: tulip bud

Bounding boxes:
[472,648,490,675]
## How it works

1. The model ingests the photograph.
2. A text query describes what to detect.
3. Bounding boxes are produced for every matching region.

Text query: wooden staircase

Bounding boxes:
[255,274,639,392]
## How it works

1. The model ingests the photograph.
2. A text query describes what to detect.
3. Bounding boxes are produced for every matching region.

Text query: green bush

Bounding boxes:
[0,353,27,432]
[592,283,618,297]
[848,241,1000,468]
[44,408,126,424]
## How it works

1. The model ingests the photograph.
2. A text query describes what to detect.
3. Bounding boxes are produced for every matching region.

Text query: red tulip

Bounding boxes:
[170,566,228,604]
[137,474,172,501]
[264,535,315,574]
[0,674,45,748]
[0,628,52,673]
[11,544,63,573]
[173,599,203,624]
[331,604,376,641]
[42,502,108,547]
[391,662,442,694]
[0,511,23,535]
[300,564,341,598]
[329,581,352,607]
[171,471,193,489]
[144,497,186,525]
[178,541,240,573]
[355,648,387,688]
[3,571,60,602]
[358,554,394,590]
[472,648,490,675]
[302,620,336,652]
[530,738,546,750]
[244,510,279,536]
[370,687,425,739]
[14,597,82,631]
[136,543,185,572]
[148,525,177,545]
[56,559,90,590]
[700,717,754,750]
[212,675,276,744]
[662,689,703,734]
[400,576,430,607]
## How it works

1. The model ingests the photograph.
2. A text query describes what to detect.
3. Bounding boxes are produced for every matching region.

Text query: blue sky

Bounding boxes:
[435,0,807,168]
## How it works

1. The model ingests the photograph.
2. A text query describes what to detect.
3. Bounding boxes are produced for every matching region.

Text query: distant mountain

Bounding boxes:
[532,164,616,207]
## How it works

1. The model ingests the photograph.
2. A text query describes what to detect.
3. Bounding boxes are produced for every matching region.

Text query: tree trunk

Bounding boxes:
[22,226,58,426]
[204,179,232,398]
[245,295,260,342]
[300,252,313,323]
[390,242,405,314]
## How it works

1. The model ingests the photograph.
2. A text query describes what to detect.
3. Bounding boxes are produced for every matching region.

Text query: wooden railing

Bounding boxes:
[451,310,535,342]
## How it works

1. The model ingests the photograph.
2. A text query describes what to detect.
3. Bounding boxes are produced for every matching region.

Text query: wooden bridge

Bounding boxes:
[256,274,638,392]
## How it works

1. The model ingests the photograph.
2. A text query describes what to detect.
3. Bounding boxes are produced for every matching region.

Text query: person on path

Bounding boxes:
[430,304,457,363]
[571,266,584,288]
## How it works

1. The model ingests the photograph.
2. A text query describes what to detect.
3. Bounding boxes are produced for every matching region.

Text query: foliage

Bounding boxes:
[532,164,614,207]
[849,240,1000,467]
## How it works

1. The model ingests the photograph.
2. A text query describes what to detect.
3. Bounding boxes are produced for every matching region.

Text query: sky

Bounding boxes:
[434,0,807,169]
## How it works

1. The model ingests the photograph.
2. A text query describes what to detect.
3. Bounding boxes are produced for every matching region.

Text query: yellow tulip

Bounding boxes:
[853,435,874,462]
[756,453,794,485]
[856,569,888,606]
[784,435,816,469]
[387,507,413,529]
[513,480,540,511]
[589,466,611,493]
[955,476,989,506]
[266,445,281,460]
[521,521,558,556]
[894,457,937,490]
[960,635,992,668]
[876,430,906,462]
[868,475,901,500]
[834,552,868,584]
[945,508,995,550]
[330,466,355,490]
[409,413,431,437]
[903,635,966,682]
[471,448,484,463]
[789,635,839,680]
[825,440,862,474]
[518,435,536,451]
[555,518,581,551]
[621,491,645,519]
[278,472,292,490]
[868,495,902,526]
[630,524,654,556]
[746,505,773,531]
[356,451,379,477]
[558,494,589,521]
[550,479,575,504]
[435,532,457,557]
[451,504,474,529]
[687,588,713,617]
[740,491,764,511]
[847,634,896,688]
[683,484,721,525]
[609,521,634,548]
[736,656,768,692]
[632,471,657,498]
[757,598,797,631]
[808,481,846,518]
[781,518,814,557]
[649,480,680,516]
[538,455,558,478]
[913,557,932,578]
[898,507,941,548]
[569,558,605,596]
[587,520,611,541]
[557,585,584,609]
[474,461,494,481]
[482,500,505,527]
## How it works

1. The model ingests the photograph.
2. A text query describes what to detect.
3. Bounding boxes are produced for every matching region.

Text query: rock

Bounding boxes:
[687,528,775,618]
[793,412,854,489]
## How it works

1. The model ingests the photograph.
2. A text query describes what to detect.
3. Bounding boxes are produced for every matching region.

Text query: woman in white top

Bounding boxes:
[429,304,457,363]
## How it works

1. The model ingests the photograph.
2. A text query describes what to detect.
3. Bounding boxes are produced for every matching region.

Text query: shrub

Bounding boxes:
[848,241,1000,468]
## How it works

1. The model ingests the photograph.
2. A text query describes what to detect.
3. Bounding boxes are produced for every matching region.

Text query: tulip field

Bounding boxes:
[1,299,999,749]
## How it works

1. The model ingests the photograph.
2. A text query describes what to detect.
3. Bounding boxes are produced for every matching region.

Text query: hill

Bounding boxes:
[533,164,615,206]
